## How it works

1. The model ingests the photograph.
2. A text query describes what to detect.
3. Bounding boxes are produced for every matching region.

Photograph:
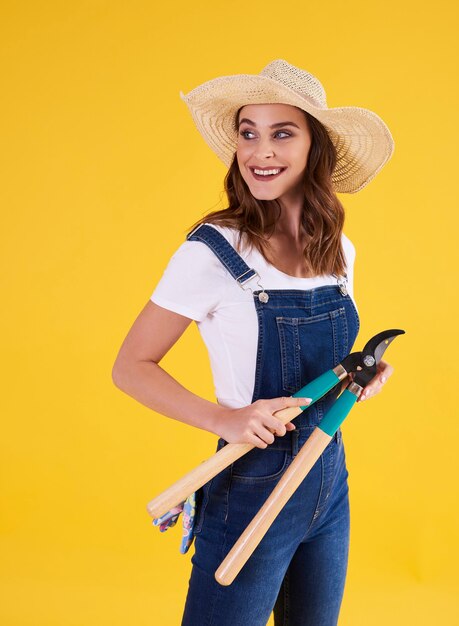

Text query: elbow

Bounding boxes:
[112,356,155,389]
[111,361,127,389]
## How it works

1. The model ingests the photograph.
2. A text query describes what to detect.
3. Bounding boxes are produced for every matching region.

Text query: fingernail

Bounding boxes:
[381,376,386,383]
[301,398,312,403]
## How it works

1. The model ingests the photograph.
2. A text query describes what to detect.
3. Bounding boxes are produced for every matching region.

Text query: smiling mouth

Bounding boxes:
[249,167,287,181]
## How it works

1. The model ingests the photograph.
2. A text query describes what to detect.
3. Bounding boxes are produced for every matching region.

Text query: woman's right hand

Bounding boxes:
[216,396,312,449]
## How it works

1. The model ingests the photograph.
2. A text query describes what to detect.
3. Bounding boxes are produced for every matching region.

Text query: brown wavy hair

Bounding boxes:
[186,108,347,277]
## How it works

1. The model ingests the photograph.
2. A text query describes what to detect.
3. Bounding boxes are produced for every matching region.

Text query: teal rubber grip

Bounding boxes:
[318,388,357,437]
[292,369,341,411]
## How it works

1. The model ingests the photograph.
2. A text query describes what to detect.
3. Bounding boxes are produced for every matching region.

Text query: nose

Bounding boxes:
[253,135,275,160]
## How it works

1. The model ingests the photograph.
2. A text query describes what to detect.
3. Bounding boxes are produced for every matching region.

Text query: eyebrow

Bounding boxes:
[238,117,301,130]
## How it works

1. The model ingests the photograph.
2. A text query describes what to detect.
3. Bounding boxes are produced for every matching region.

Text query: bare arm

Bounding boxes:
[112,300,311,447]
[112,300,229,435]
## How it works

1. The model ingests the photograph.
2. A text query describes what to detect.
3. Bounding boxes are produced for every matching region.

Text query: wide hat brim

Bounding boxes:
[179,67,395,194]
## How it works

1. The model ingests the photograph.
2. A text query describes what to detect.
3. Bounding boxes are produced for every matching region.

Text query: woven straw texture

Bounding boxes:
[180,59,394,193]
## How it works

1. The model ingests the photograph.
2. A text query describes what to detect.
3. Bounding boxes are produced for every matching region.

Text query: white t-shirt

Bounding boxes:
[150,223,357,410]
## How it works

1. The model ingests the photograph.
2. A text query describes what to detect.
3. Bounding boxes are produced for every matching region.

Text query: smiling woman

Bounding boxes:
[237,104,312,207]
[113,58,395,626]
[187,101,349,280]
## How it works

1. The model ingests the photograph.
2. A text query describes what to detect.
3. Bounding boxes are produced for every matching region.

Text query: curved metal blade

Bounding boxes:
[363,329,405,363]
[354,329,405,387]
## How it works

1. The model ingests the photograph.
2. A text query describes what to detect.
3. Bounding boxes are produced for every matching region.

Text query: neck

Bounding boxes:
[271,200,306,242]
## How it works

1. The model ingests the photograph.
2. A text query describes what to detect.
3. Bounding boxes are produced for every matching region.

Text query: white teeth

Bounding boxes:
[253,168,282,176]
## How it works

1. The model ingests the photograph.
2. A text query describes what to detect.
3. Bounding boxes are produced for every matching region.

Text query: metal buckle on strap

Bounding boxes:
[186,226,270,303]
[237,269,269,303]
[333,272,348,296]
[236,268,259,286]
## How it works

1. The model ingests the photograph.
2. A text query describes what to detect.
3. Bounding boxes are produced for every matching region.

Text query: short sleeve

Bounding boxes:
[150,240,227,322]
[341,233,356,301]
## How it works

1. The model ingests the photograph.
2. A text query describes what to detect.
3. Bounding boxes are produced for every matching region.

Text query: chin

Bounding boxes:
[249,189,279,201]
[245,181,280,200]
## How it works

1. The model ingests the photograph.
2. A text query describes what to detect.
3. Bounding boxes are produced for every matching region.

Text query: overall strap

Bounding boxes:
[186,224,266,295]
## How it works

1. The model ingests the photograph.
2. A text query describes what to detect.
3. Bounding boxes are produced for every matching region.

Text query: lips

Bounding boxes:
[249,167,287,182]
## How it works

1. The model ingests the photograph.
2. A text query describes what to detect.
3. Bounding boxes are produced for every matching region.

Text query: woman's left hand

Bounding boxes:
[356,359,394,402]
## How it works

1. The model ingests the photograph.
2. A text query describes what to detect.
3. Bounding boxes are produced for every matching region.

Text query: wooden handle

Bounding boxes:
[214,427,332,586]
[146,405,304,519]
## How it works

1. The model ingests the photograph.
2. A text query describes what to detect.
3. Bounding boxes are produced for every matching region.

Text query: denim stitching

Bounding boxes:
[284,568,290,625]
[324,441,335,504]
[251,299,265,402]
[293,321,301,392]
[310,453,324,526]
[277,311,338,323]
[300,412,324,535]
[331,310,339,365]
[254,292,351,309]
[276,318,293,393]
[342,306,349,357]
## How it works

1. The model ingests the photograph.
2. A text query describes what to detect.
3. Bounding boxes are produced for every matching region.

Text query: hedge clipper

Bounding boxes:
[146,328,405,582]
[214,328,405,584]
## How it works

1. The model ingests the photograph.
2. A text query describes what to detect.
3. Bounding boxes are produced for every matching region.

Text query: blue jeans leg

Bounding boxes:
[273,452,350,626]
[181,456,320,626]
[182,436,350,626]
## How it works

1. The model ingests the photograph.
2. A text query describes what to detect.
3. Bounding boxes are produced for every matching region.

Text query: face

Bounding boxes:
[236,103,312,204]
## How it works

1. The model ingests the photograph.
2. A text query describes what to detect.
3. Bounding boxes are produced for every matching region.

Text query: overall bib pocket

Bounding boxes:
[276,307,349,395]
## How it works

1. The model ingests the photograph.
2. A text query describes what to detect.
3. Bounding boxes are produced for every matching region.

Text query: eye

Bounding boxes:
[275,131,291,139]
[239,130,255,139]
[239,130,292,140]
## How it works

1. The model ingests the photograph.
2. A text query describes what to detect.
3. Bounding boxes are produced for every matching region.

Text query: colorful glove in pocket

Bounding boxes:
[152,491,197,554]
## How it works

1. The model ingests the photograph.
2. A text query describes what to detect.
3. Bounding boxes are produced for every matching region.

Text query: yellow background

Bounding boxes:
[1,1,458,624]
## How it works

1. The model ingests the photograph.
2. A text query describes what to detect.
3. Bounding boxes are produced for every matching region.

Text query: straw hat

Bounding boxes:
[179,59,394,193]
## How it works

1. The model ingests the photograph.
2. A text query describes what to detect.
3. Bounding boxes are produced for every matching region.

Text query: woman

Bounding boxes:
[112,59,395,626]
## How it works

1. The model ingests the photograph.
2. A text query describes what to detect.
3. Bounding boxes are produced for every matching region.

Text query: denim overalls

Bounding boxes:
[181,225,360,626]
